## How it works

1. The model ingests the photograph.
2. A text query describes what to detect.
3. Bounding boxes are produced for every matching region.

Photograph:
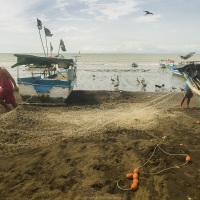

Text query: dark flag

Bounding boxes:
[60,39,66,51]
[37,18,42,30]
[44,27,53,37]
[50,42,53,51]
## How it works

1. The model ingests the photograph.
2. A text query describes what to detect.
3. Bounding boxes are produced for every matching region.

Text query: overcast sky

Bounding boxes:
[0,0,200,54]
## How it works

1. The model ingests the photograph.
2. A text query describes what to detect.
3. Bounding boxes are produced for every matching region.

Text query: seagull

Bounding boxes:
[155,84,165,89]
[142,83,147,87]
[141,78,145,85]
[114,76,119,87]
[137,78,140,83]
[172,86,176,90]
[144,11,154,16]
[179,87,185,92]
[141,78,147,88]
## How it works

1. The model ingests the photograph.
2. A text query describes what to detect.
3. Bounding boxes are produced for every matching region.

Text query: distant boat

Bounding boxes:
[159,60,168,68]
[11,54,77,103]
[159,59,175,69]
[132,62,138,67]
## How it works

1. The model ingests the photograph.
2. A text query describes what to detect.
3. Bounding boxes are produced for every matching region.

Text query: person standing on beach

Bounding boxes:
[0,66,19,111]
[180,83,193,108]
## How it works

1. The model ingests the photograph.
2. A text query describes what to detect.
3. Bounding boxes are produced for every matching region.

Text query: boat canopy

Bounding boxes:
[177,63,200,78]
[179,52,195,60]
[11,54,74,69]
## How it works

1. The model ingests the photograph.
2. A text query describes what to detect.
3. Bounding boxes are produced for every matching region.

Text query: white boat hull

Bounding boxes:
[18,84,74,103]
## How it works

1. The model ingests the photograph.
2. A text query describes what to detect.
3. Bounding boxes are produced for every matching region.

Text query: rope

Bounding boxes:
[117,144,190,190]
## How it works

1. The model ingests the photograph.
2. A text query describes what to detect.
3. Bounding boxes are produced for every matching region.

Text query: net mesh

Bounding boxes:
[0,87,199,156]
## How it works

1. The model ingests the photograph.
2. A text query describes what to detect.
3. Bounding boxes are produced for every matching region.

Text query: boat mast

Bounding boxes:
[37,18,46,57]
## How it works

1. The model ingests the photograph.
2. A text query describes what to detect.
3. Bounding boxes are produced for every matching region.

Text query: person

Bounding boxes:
[180,83,193,108]
[0,66,19,111]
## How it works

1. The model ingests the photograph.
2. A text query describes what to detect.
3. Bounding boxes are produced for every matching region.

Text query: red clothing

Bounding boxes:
[0,69,15,104]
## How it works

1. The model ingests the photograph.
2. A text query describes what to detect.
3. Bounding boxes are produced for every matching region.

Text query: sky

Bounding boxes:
[0,0,200,54]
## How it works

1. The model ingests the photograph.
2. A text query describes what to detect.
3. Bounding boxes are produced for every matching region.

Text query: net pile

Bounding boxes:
[0,88,199,156]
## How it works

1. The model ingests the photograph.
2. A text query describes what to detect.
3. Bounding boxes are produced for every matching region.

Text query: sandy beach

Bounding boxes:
[0,90,200,200]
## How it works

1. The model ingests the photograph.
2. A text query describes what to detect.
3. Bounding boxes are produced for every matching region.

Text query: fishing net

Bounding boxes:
[0,87,199,156]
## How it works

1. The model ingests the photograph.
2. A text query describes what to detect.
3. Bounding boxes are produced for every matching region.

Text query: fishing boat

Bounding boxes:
[171,65,183,76]
[132,62,138,67]
[11,54,77,103]
[159,60,168,68]
[177,62,200,96]
[159,59,175,69]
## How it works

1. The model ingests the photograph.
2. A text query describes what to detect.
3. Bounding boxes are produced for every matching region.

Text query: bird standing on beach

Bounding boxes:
[137,78,140,83]
[141,78,147,91]
[144,11,154,16]
[114,76,119,87]
[111,77,115,84]
[172,86,177,90]
[141,78,146,86]
[155,84,165,89]
[179,87,186,92]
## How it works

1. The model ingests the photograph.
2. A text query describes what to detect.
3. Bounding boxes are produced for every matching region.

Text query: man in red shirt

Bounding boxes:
[0,66,19,111]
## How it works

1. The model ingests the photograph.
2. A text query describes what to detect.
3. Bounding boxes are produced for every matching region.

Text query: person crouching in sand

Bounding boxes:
[0,66,19,111]
[180,83,193,109]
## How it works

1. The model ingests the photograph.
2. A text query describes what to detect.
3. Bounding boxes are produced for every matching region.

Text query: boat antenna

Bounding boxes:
[37,18,46,57]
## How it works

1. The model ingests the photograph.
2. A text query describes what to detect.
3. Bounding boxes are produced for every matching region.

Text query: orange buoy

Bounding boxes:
[133,178,139,185]
[186,156,191,162]
[126,173,133,179]
[133,173,138,179]
[131,183,138,190]
[133,168,139,174]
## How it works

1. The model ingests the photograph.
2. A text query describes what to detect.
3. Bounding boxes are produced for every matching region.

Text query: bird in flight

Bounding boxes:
[144,11,154,16]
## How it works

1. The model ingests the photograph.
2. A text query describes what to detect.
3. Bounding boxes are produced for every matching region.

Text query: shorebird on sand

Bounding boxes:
[172,86,177,90]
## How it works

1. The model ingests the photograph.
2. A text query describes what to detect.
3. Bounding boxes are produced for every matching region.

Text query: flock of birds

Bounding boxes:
[90,11,189,93]
[137,78,186,91]
[92,74,185,92]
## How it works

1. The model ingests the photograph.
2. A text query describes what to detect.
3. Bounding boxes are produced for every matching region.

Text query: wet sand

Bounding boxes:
[0,91,200,200]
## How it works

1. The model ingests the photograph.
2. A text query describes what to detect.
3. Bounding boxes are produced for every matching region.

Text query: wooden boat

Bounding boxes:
[11,54,77,103]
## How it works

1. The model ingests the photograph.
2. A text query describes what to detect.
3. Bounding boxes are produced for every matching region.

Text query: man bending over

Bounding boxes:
[0,66,19,111]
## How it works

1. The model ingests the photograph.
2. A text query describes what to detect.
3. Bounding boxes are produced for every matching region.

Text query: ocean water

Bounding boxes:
[1,53,200,92]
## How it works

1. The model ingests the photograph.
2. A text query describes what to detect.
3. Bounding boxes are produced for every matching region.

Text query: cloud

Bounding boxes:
[55,0,70,11]
[53,26,78,34]
[80,0,140,20]
[134,14,162,23]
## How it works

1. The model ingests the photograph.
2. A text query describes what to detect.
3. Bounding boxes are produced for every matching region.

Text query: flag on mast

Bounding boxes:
[44,27,53,37]
[37,18,46,56]
[60,39,66,51]
[37,18,42,30]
